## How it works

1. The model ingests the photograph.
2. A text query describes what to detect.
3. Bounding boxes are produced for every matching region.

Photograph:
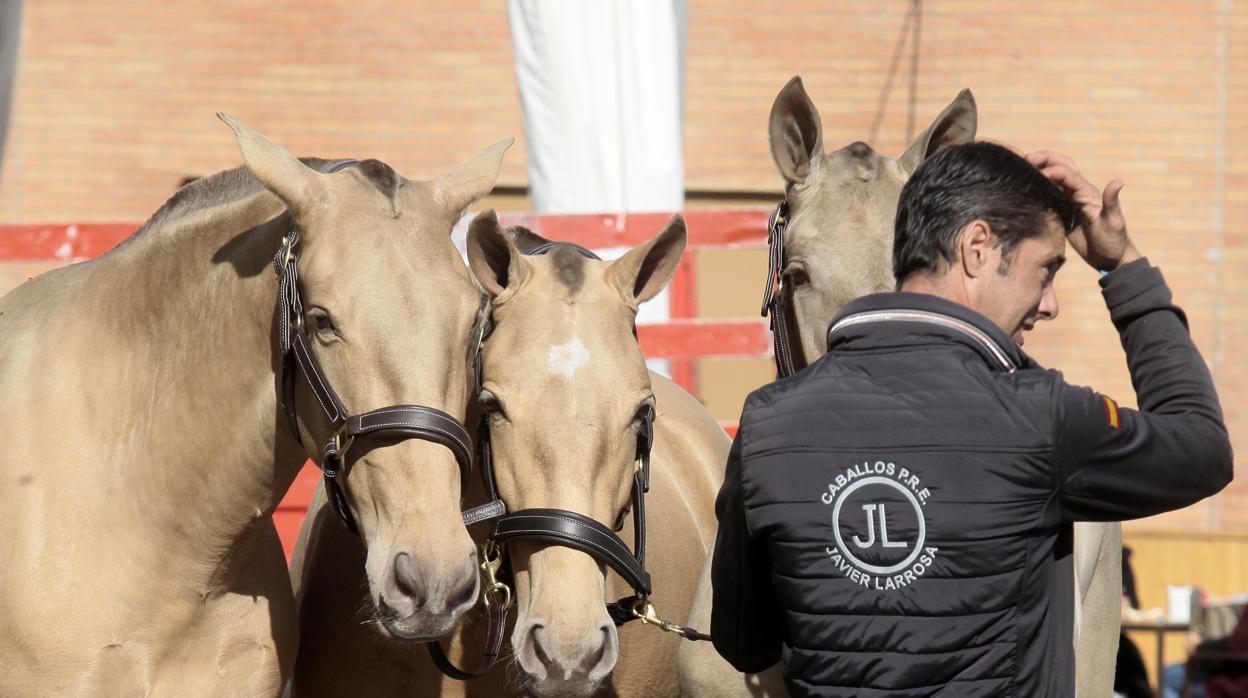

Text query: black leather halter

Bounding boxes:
[760,201,807,378]
[272,169,475,533]
[431,241,700,681]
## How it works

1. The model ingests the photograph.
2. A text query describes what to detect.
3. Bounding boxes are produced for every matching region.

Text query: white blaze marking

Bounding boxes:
[548,337,590,378]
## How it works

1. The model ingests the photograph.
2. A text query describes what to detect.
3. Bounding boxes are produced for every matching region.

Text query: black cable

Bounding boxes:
[868,1,918,144]
[906,0,924,142]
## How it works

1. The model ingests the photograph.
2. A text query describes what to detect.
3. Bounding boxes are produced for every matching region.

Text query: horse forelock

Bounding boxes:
[546,247,587,296]
[355,158,402,202]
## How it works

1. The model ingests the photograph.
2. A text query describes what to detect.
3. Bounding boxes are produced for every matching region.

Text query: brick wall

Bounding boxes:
[2,1,1244,532]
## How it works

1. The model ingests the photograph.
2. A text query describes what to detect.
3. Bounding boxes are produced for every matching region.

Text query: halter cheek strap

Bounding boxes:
[761,201,806,378]
[273,228,475,534]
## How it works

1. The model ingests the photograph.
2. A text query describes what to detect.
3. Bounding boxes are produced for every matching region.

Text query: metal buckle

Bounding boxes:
[332,426,354,463]
[630,597,685,636]
[473,302,492,359]
[279,235,297,273]
[481,542,513,612]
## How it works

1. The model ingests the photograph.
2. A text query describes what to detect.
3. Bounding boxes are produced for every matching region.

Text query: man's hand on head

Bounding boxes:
[1026,151,1142,272]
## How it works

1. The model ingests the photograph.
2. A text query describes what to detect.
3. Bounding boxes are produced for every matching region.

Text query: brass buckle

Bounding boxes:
[631,597,685,636]
[331,426,354,462]
[481,542,513,611]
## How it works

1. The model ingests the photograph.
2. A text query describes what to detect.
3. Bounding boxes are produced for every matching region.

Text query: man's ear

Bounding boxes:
[958,220,996,278]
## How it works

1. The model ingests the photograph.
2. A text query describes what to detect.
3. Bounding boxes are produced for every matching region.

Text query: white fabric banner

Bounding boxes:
[507,0,687,214]
[502,1,688,376]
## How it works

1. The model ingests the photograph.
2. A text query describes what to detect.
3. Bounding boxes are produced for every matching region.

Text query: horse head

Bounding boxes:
[767,76,977,365]
[465,212,686,697]
[221,116,510,640]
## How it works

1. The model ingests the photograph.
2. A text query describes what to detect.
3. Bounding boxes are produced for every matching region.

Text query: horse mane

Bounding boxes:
[138,157,342,236]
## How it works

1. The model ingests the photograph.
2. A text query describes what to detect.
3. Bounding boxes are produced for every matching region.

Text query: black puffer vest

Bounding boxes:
[739,293,1072,697]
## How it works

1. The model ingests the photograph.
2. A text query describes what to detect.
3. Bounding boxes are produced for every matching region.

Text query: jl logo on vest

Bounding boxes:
[821,460,939,591]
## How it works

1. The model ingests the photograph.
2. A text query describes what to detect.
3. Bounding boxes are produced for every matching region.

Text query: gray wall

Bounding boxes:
[0,0,22,180]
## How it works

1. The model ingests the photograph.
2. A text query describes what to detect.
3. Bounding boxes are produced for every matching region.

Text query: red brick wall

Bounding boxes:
[0,0,528,221]
[2,1,1244,532]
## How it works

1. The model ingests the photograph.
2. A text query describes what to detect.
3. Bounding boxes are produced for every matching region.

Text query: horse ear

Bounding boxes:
[608,214,687,305]
[467,210,529,298]
[218,113,325,212]
[769,76,824,187]
[898,89,977,175]
[435,138,514,225]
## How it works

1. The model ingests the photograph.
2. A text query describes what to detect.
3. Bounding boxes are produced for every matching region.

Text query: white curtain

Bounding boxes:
[507,0,687,214]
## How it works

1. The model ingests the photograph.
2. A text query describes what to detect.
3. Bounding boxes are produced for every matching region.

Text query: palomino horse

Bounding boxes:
[288,214,727,697]
[679,77,1122,696]
[0,117,509,695]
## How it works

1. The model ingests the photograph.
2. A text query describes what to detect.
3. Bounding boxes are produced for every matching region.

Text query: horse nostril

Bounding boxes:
[392,551,426,607]
[585,623,618,681]
[447,554,479,610]
[530,624,552,669]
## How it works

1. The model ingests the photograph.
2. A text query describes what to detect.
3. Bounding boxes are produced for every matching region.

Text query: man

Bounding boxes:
[711,142,1233,696]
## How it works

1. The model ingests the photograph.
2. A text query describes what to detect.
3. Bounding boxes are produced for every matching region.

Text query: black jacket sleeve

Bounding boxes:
[1055,259,1233,521]
[710,431,784,673]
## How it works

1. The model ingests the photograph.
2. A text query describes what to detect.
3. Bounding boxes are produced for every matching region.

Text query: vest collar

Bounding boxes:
[826,292,1029,374]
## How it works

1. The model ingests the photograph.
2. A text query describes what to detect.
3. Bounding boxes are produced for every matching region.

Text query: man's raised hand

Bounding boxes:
[1027,150,1140,272]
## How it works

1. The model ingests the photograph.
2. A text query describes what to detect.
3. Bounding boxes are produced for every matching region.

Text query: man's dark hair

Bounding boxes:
[892,141,1087,285]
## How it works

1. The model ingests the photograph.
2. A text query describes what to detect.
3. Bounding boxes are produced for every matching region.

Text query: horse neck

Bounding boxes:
[93,192,304,569]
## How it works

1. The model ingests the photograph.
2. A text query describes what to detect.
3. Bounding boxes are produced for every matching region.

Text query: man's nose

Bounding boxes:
[1038,284,1060,321]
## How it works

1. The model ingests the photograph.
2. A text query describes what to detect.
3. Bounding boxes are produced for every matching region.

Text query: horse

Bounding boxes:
[287,213,728,698]
[0,116,510,695]
[678,77,1122,697]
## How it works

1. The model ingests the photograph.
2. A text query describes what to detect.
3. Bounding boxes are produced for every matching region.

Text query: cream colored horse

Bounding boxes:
[679,77,1122,697]
[289,214,726,697]
[0,117,508,695]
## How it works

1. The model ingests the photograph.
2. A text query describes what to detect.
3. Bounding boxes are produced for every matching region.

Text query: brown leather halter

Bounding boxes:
[430,241,708,681]
[760,201,808,378]
[272,164,476,533]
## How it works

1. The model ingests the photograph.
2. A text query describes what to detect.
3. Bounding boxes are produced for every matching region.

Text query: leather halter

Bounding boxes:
[272,171,475,533]
[431,241,706,680]
[760,201,807,379]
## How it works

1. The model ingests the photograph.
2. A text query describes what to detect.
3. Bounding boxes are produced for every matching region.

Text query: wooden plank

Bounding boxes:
[637,319,771,359]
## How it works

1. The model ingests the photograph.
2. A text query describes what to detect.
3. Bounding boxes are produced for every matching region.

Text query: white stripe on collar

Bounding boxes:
[827,309,1017,374]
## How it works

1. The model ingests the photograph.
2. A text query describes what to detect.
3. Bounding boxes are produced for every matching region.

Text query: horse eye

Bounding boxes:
[479,391,507,421]
[783,266,811,287]
[307,308,338,340]
[631,398,656,430]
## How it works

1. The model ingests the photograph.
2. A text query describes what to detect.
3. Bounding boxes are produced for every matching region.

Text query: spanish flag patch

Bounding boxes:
[1102,395,1121,429]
